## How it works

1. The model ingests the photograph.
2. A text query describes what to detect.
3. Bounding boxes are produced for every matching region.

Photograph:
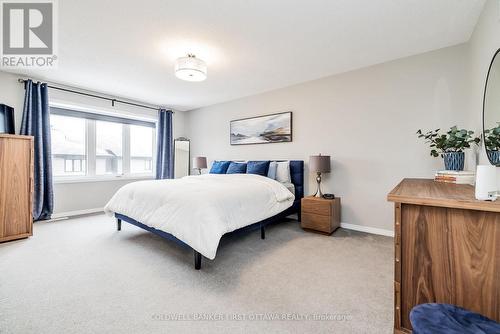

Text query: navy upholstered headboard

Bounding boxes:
[289,160,304,200]
[215,160,304,200]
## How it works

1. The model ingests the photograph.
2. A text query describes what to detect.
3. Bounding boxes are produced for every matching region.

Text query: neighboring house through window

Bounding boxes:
[50,107,156,180]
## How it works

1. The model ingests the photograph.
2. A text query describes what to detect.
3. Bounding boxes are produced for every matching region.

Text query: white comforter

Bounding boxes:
[104,174,295,259]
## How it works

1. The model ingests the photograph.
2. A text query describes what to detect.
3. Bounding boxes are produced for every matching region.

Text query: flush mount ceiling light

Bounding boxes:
[174,54,207,82]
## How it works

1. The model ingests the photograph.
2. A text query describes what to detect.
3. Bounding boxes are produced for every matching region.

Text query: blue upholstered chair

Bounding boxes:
[410,303,500,334]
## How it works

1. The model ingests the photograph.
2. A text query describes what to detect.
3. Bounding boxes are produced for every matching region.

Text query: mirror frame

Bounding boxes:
[173,137,191,177]
[482,47,500,167]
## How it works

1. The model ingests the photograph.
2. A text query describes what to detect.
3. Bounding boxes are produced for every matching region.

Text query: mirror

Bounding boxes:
[483,48,500,166]
[174,138,190,178]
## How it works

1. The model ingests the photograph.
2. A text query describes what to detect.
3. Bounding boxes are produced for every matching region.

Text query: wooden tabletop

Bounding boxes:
[387,178,500,213]
[0,134,33,140]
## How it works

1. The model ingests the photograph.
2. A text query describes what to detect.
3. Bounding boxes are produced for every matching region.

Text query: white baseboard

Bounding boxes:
[51,207,104,219]
[340,222,394,237]
[49,210,393,237]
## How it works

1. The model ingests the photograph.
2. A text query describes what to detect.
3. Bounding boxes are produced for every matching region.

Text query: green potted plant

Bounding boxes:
[416,126,480,171]
[484,123,500,165]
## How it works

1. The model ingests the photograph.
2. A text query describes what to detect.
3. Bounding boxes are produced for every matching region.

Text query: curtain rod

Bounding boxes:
[17,78,173,113]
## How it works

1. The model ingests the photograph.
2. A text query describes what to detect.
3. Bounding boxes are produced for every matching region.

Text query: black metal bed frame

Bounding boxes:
[114,160,304,270]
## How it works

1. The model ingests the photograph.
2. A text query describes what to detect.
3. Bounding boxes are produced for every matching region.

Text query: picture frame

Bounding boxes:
[230,111,292,145]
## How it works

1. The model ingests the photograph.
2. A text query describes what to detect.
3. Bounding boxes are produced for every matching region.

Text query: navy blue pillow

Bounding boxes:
[210,161,231,174]
[247,161,270,176]
[226,162,247,174]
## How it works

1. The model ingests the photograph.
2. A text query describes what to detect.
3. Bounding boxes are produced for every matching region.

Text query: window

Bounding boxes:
[50,114,86,177]
[96,120,123,175]
[64,159,84,173]
[50,107,156,180]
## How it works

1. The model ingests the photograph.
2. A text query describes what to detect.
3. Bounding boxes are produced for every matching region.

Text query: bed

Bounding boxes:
[104,160,304,269]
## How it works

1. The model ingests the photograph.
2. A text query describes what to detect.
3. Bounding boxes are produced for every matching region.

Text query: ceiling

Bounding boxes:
[6,0,485,111]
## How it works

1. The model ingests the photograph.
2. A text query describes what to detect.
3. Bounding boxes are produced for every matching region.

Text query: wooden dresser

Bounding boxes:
[388,178,500,333]
[0,134,34,242]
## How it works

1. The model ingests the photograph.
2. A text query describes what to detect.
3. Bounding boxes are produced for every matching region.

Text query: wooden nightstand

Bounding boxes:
[301,196,341,234]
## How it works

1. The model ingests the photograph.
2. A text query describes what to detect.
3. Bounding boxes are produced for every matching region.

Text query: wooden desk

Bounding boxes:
[388,179,500,333]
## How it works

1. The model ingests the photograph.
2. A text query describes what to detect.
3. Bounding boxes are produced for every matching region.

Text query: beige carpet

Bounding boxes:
[0,214,394,334]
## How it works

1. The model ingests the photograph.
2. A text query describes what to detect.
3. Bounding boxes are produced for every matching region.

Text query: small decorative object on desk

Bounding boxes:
[442,152,465,171]
[193,156,207,175]
[434,170,475,185]
[0,104,15,134]
[475,165,498,201]
[416,126,480,171]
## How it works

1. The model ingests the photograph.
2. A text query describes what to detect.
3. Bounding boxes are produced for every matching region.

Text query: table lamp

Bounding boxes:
[309,154,331,197]
[193,156,207,175]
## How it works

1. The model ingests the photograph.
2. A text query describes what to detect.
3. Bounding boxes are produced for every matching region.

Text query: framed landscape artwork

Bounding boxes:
[230,111,292,145]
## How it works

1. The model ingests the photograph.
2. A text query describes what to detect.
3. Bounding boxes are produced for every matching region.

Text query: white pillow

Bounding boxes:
[275,161,291,183]
[267,161,278,179]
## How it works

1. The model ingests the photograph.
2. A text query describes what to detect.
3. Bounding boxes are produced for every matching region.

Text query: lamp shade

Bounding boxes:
[193,156,207,169]
[309,154,331,173]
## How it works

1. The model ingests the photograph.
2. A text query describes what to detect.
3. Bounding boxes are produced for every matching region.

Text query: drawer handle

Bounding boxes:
[395,258,400,263]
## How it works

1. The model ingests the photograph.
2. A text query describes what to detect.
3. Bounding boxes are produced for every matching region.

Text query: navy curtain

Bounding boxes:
[155,109,174,179]
[20,80,54,221]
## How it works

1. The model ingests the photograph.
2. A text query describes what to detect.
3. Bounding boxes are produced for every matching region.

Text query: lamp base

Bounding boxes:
[314,172,323,197]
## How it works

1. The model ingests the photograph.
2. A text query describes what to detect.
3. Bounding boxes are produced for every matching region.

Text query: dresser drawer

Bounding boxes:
[301,212,332,233]
[301,198,331,216]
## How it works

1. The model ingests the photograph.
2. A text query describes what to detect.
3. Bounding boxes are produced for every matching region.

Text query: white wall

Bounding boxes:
[0,70,187,215]
[186,44,473,232]
[0,72,25,130]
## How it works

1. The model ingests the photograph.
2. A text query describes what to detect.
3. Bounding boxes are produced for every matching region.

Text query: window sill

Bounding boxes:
[54,174,154,184]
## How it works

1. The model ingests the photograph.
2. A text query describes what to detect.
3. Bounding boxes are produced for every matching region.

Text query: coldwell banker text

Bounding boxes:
[1,0,57,68]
